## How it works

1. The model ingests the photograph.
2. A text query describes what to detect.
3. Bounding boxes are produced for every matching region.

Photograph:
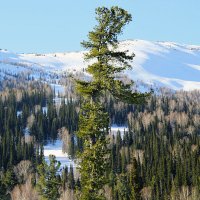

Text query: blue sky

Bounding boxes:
[0,0,200,53]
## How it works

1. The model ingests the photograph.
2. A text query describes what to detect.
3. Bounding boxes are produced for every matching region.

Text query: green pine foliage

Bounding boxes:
[76,6,150,200]
[36,155,61,200]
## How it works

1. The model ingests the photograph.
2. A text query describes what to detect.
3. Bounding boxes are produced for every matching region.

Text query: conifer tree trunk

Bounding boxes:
[76,6,150,200]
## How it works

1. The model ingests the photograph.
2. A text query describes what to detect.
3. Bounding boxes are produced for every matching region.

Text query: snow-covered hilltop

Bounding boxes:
[0,39,200,91]
[121,40,200,91]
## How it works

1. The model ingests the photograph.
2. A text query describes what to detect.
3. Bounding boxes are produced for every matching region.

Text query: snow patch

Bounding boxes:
[110,125,129,138]
[44,140,75,169]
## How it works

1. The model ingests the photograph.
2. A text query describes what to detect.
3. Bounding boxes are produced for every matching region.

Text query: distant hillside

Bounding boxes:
[1,39,200,91]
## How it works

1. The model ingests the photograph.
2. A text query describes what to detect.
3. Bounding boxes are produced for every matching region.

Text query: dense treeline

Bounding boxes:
[0,86,48,199]
[0,81,200,200]
[106,90,200,200]
[0,84,79,199]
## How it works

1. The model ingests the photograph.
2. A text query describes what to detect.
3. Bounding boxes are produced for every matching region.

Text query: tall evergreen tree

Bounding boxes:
[76,6,150,200]
[36,155,61,200]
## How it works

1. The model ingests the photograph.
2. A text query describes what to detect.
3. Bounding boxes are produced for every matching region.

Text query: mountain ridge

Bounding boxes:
[0,39,200,91]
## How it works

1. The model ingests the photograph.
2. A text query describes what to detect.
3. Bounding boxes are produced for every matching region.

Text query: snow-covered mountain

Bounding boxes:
[0,39,200,91]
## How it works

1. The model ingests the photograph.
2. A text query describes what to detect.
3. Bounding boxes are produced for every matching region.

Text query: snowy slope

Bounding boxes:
[0,40,200,90]
[120,40,200,91]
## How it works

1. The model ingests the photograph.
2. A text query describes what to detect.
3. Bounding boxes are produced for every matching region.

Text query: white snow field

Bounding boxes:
[110,125,128,138]
[43,125,128,169]
[44,140,75,170]
[1,39,200,90]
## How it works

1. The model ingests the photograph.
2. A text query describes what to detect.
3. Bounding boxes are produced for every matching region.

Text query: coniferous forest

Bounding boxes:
[0,5,200,200]
[0,81,200,200]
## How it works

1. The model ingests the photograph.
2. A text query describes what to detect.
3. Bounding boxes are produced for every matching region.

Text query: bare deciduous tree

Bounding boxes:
[13,160,33,184]
[141,186,152,200]
[58,127,71,154]
[11,177,39,200]
[27,114,35,129]
[178,186,190,200]
[59,188,75,200]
